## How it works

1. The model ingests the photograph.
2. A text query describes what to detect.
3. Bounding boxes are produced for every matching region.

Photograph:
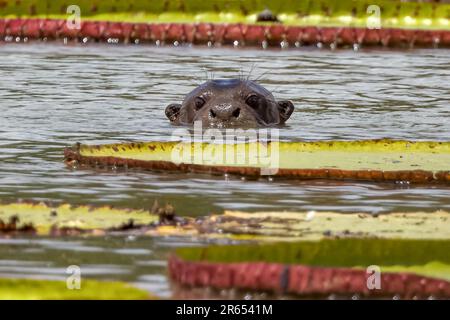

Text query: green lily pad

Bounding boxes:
[187,210,450,241]
[174,238,450,281]
[65,140,450,184]
[0,202,158,235]
[1,0,449,30]
[0,277,153,300]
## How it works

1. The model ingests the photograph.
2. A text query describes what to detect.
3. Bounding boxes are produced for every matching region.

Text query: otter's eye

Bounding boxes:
[194,97,206,110]
[245,94,259,109]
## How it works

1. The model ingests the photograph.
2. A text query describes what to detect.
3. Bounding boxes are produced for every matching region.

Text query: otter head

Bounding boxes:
[165,79,294,128]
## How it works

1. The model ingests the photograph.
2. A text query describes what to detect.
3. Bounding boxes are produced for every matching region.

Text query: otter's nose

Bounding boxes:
[209,103,240,120]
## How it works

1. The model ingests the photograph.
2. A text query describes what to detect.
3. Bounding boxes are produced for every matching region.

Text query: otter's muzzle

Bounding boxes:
[209,103,241,121]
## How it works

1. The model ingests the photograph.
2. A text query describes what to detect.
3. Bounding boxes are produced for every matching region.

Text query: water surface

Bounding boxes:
[0,43,449,296]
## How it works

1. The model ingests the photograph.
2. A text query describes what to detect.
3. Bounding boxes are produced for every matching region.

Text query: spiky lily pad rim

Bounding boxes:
[64,139,450,184]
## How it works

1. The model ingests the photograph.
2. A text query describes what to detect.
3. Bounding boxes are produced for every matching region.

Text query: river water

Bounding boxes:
[0,42,449,297]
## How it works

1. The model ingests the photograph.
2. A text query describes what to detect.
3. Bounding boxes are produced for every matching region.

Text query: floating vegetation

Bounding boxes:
[169,238,450,298]
[2,202,449,298]
[64,140,450,184]
[0,278,154,299]
[175,210,450,241]
[0,202,159,235]
[2,202,448,240]
[0,0,449,48]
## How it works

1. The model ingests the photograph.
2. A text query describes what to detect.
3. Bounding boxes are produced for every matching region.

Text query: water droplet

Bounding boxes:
[68,160,79,169]
[233,40,239,47]
[261,40,268,49]
[126,235,136,242]
[306,210,316,221]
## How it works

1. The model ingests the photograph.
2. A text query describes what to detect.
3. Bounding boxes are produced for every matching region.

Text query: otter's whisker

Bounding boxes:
[254,69,270,82]
[202,67,209,82]
[246,63,257,81]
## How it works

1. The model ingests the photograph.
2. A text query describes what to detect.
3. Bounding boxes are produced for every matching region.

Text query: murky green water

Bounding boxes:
[0,43,449,297]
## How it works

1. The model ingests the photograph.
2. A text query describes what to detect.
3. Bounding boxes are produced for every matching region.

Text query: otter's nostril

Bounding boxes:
[210,110,216,118]
[232,108,240,118]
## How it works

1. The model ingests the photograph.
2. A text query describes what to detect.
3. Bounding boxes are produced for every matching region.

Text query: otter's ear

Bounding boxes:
[277,100,294,123]
[165,104,182,123]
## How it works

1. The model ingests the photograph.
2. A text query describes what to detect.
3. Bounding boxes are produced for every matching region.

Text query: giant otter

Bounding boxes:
[165,79,294,128]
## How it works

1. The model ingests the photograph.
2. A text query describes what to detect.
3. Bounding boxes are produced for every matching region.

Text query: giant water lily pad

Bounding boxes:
[180,210,450,241]
[0,202,158,235]
[1,0,449,30]
[169,238,450,298]
[65,140,450,183]
[174,238,450,268]
[0,278,153,300]
[2,202,449,240]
